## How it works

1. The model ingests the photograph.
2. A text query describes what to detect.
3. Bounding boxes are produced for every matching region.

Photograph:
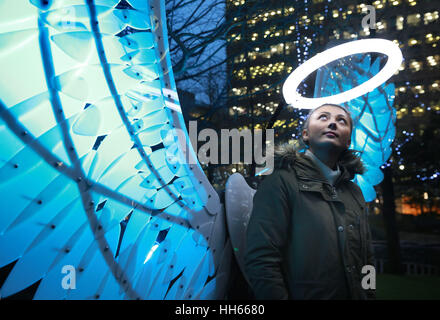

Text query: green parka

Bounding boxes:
[244,145,376,300]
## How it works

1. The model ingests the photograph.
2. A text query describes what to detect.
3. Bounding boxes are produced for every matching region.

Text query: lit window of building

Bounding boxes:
[231,87,247,96]
[252,86,261,94]
[409,60,422,72]
[425,33,433,43]
[343,31,352,39]
[229,105,247,116]
[360,27,370,37]
[376,20,387,32]
[396,16,404,30]
[424,11,439,24]
[234,53,246,63]
[392,39,404,49]
[301,15,311,24]
[397,107,408,119]
[431,81,440,91]
[427,55,439,67]
[314,13,324,22]
[357,3,368,13]
[427,34,440,44]
[330,29,341,40]
[233,68,246,80]
[229,34,242,42]
[411,85,424,95]
[397,86,406,94]
[249,61,286,79]
[269,43,285,55]
[408,38,421,46]
[407,13,421,26]
[397,61,405,73]
[412,106,424,116]
[273,119,286,128]
[373,0,385,9]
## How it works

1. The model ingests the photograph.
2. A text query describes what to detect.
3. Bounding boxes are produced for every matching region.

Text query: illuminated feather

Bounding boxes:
[0,0,230,299]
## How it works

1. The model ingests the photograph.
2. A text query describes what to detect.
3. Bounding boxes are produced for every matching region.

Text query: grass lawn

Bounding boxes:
[377,274,440,300]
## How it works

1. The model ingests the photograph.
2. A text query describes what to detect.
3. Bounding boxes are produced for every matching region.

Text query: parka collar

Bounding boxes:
[274,143,365,186]
[304,149,341,185]
[294,152,353,186]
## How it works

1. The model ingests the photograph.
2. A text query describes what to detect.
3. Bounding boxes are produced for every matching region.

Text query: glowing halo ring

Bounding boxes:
[282,38,403,109]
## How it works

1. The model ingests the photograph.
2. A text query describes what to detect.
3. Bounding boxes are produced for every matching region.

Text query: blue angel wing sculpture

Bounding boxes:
[314,53,397,202]
[0,0,232,299]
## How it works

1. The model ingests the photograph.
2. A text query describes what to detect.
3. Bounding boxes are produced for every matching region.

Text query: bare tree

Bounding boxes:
[166,1,229,89]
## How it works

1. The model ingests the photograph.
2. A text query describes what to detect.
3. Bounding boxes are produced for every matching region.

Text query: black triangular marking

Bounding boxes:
[96,200,107,212]
[0,259,18,290]
[204,272,216,286]
[156,227,170,244]
[115,26,150,38]
[115,211,133,258]
[164,267,185,298]
[3,279,42,300]
[151,142,165,152]
[92,135,107,150]
[115,0,134,10]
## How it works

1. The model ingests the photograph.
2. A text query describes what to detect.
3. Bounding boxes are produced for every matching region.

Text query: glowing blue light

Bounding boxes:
[144,244,159,264]
[0,0,228,300]
[314,53,397,201]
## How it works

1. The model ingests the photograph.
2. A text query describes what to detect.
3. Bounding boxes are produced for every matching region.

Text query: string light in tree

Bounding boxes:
[381,130,413,169]
[382,130,439,182]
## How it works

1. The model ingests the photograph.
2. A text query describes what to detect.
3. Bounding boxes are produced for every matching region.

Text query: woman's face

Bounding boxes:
[302,105,352,153]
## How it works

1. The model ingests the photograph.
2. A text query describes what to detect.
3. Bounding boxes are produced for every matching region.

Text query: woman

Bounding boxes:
[244,103,376,300]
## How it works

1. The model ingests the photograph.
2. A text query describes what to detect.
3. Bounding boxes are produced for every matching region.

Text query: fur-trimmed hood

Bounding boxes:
[274,143,366,181]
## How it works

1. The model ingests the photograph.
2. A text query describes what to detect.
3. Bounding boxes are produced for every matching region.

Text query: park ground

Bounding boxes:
[377,274,440,299]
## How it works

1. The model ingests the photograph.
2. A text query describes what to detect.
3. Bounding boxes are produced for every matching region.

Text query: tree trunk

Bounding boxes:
[381,166,403,274]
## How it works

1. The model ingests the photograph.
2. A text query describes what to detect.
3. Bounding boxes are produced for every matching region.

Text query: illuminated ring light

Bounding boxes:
[282,39,403,109]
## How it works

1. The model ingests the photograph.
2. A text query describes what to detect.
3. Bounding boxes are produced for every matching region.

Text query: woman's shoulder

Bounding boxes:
[274,143,303,170]
[261,167,296,184]
[256,167,300,197]
[344,179,367,205]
